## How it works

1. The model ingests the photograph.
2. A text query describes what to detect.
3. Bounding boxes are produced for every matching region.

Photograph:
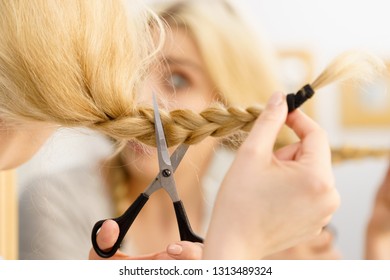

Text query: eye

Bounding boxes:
[169,73,190,90]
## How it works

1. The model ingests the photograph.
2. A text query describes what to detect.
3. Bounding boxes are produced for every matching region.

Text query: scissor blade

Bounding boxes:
[143,143,189,197]
[170,143,189,172]
[152,93,171,167]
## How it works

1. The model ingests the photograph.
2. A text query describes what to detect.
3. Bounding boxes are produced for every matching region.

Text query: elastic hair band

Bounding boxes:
[286,84,315,112]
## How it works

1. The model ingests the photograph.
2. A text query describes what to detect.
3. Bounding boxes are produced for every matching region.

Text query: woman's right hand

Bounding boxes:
[203,91,340,259]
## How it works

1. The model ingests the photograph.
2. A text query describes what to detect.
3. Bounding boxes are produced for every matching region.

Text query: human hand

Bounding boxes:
[89,220,203,260]
[203,91,340,259]
[264,227,341,260]
[365,165,390,259]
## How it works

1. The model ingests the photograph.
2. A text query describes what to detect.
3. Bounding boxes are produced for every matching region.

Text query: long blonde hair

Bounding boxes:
[99,49,385,148]
[0,0,161,129]
[0,0,386,156]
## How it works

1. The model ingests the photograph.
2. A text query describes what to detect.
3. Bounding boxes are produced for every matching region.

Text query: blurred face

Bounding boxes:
[0,119,54,170]
[264,228,341,260]
[122,27,219,183]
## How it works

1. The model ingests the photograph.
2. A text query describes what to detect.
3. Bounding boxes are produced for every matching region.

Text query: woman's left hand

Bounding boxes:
[88,219,203,260]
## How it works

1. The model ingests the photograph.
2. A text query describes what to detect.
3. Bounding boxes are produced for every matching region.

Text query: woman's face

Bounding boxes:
[122,27,219,182]
[0,120,54,170]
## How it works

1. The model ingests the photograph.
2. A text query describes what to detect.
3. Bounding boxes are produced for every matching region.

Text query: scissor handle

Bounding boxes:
[174,200,204,243]
[91,193,149,258]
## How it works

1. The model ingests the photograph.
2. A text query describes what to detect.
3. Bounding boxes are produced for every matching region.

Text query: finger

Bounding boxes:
[89,246,168,260]
[89,220,121,260]
[286,110,320,140]
[96,219,119,251]
[90,242,203,260]
[286,110,330,163]
[166,241,203,260]
[243,91,287,162]
[274,142,300,161]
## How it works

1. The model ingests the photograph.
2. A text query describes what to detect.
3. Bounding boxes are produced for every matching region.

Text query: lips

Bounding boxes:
[127,141,154,156]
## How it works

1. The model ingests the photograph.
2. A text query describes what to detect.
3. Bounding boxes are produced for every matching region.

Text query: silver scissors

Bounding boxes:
[91,94,203,258]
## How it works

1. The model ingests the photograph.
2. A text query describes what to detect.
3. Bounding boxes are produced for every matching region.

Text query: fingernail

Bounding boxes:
[167,244,183,255]
[268,92,284,107]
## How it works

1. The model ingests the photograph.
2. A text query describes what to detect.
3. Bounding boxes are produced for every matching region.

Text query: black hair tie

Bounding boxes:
[286,84,315,112]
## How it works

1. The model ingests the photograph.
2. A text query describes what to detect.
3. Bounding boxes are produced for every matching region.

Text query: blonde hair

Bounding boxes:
[0,0,161,128]
[101,50,385,148]
[0,0,386,154]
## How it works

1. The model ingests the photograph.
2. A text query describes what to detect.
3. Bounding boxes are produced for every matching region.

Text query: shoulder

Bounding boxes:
[19,163,113,223]
[18,163,113,259]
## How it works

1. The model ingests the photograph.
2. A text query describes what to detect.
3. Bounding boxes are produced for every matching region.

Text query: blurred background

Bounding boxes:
[16,0,390,259]
[234,0,390,259]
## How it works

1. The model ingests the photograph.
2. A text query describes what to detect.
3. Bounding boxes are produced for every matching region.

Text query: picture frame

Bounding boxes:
[341,61,390,127]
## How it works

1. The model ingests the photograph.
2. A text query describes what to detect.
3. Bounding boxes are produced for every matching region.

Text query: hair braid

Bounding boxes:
[90,51,385,150]
[90,104,262,148]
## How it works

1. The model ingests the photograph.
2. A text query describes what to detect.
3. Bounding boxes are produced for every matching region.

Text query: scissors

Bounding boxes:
[91,94,203,258]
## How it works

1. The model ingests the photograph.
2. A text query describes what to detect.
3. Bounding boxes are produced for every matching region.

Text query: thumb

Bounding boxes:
[166,241,203,260]
[89,219,120,259]
[243,91,287,161]
[96,219,120,251]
